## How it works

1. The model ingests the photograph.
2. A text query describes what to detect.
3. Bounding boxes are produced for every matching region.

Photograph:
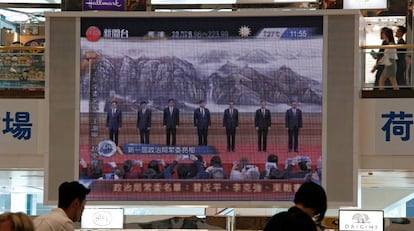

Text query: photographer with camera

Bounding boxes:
[230,157,260,180]
[163,154,209,179]
[260,154,287,179]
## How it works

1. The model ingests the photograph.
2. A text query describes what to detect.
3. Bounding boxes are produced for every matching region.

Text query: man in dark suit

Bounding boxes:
[106,100,122,146]
[396,26,407,86]
[137,101,151,144]
[223,100,238,152]
[285,101,303,153]
[255,100,271,152]
[194,100,211,146]
[163,98,180,146]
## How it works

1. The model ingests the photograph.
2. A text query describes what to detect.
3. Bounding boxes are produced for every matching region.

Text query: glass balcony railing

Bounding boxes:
[361,44,414,98]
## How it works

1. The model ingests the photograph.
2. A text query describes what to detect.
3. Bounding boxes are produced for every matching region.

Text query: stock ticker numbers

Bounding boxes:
[171,30,229,39]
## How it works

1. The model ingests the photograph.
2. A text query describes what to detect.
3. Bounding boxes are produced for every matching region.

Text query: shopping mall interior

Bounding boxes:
[1,0,414,230]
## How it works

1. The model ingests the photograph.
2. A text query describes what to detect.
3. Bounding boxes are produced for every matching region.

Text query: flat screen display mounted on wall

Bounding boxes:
[79,15,323,202]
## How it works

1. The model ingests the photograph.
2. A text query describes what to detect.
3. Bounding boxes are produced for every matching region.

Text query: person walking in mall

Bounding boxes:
[34,181,90,231]
[371,27,388,88]
[395,25,407,87]
[378,27,399,90]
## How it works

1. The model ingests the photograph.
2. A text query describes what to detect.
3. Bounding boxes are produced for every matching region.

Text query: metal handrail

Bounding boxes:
[0,46,44,51]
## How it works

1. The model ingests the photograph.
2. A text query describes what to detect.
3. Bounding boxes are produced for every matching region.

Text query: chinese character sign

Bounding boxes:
[87,180,304,201]
[0,102,38,155]
[381,111,413,142]
[2,112,32,140]
[364,99,414,155]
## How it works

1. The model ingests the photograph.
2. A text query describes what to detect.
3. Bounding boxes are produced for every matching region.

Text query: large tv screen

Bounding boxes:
[79,15,323,201]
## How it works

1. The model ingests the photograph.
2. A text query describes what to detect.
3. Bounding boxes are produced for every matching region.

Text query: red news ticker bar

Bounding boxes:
[87,179,305,201]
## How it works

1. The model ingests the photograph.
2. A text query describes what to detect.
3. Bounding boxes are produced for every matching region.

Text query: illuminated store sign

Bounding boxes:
[83,0,126,11]
[339,210,383,231]
[81,208,124,229]
[343,0,387,9]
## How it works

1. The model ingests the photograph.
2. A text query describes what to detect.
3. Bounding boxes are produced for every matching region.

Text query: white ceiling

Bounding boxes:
[0,1,60,22]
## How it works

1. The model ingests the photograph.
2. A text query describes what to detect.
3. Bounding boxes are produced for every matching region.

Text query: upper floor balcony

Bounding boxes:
[361,44,414,98]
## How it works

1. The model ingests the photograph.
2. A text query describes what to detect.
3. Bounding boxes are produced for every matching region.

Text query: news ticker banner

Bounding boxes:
[81,16,322,41]
[360,99,414,155]
[86,179,305,201]
[0,101,38,154]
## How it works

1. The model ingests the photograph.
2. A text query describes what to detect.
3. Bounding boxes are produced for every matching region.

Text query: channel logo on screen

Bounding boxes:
[85,26,102,42]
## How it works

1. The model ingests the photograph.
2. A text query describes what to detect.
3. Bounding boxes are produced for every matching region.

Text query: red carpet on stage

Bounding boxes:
[79,112,321,176]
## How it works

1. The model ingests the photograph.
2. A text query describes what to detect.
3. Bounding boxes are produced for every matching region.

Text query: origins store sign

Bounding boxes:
[339,210,384,231]
[83,0,126,11]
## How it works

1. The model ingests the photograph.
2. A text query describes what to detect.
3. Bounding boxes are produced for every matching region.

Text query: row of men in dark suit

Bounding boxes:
[106,99,302,153]
[254,101,302,152]
[137,99,190,146]
[106,99,177,146]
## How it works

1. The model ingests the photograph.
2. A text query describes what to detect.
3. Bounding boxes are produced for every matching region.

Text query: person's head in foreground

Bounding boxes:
[294,181,327,224]
[264,181,327,231]
[0,212,35,231]
[263,208,317,231]
[58,181,91,222]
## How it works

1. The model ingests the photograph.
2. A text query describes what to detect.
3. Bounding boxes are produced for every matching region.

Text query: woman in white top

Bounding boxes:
[378,27,399,90]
